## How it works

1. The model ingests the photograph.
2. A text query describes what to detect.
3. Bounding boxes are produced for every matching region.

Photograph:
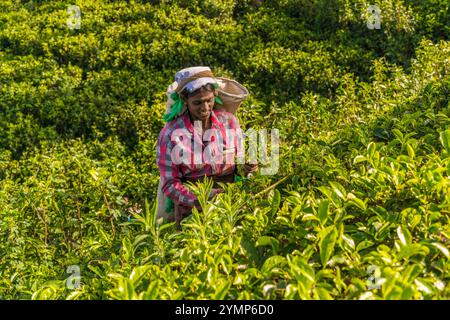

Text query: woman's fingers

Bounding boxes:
[244,163,258,174]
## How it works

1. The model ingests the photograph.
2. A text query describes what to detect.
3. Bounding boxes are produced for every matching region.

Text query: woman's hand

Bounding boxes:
[208,188,224,200]
[243,163,258,176]
[212,188,224,196]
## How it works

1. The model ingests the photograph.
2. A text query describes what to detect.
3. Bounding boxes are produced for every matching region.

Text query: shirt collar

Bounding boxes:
[182,110,221,134]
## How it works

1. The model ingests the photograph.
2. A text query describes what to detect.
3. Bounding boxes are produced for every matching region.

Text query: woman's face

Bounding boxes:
[185,89,215,123]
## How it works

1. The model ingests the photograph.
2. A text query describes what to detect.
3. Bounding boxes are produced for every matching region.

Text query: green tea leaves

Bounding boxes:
[318,226,338,267]
[439,129,450,155]
[256,236,280,254]
[329,181,347,200]
[397,225,412,247]
[431,242,450,259]
[317,199,329,224]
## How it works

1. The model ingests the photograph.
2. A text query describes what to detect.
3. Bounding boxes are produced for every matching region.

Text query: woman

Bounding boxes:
[156,66,257,228]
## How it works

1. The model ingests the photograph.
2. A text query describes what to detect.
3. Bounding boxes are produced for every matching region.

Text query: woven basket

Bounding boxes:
[215,77,249,114]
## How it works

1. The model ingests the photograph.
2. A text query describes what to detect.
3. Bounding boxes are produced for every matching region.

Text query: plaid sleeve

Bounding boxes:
[156,125,198,208]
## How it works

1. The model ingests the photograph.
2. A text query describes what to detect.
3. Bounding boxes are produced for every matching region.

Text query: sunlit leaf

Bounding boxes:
[271,189,281,216]
[397,225,412,246]
[353,155,367,164]
[262,255,287,274]
[319,226,338,267]
[317,199,329,224]
[439,129,450,154]
[256,236,280,254]
[329,181,346,200]
[431,242,450,258]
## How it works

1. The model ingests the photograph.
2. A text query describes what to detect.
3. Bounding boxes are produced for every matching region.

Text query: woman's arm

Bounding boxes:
[156,125,220,209]
[156,126,200,208]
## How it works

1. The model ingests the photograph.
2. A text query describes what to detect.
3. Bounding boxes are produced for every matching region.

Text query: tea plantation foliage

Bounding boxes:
[0,0,449,300]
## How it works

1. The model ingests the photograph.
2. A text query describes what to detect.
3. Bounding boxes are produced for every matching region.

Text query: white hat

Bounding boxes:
[163,67,249,122]
[164,66,218,122]
[174,66,217,94]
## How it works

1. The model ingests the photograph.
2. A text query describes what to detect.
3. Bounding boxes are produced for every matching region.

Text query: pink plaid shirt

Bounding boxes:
[156,109,242,208]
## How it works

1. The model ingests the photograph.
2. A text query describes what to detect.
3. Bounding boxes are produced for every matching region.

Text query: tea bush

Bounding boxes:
[0,0,449,300]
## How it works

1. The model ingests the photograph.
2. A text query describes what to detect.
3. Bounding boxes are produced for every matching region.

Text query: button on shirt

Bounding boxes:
[156,109,243,208]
